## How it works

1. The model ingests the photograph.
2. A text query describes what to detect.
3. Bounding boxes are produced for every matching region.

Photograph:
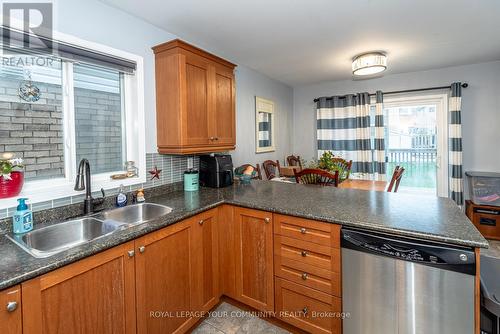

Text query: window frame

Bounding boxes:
[0,31,146,210]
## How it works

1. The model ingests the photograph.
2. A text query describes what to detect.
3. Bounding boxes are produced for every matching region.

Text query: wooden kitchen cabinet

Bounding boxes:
[21,241,136,334]
[135,219,197,334]
[153,39,236,154]
[233,207,274,312]
[0,285,22,334]
[191,209,220,313]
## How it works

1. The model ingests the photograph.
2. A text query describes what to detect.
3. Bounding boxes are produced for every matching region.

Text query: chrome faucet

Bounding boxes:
[74,159,105,214]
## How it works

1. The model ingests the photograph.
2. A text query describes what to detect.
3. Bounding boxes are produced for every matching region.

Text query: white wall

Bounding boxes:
[232,66,294,168]
[293,61,500,175]
[55,0,293,164]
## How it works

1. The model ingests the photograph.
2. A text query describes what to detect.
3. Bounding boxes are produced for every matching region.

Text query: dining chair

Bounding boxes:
[262,160,281,179]
[293,168,339,187]
[286,155,303,169]
[331,157,353,180]
[236,164,262,180]
[387,166,405,192]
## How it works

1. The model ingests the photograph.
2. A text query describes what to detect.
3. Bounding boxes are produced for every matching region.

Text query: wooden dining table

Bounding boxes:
[338,179,388,192]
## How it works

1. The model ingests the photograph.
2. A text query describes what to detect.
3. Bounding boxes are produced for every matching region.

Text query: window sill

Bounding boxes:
[0,173,146,211]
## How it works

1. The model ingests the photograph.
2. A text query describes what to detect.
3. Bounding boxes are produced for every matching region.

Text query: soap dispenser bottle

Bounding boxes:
[13,198,33,234]
[116,184,128,207]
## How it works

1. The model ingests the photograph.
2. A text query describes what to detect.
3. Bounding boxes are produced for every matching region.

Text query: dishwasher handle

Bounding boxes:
[341,228,476,275]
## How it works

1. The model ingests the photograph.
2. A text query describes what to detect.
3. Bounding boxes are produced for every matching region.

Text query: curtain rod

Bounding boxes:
[313,83,468,103]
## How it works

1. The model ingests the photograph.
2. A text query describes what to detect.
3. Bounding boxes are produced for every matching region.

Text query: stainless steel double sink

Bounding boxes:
[6,203,172,258]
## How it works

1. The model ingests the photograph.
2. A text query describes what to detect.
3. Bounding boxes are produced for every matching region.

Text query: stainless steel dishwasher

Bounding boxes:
[342,228,476,334]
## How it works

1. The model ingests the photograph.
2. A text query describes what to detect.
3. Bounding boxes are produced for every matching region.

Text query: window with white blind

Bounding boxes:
[0,32,145,208]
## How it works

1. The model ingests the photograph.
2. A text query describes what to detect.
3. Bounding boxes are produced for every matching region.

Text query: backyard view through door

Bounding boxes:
[379,94,448,196]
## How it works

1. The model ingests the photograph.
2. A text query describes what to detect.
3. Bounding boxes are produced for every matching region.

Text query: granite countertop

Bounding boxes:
[0,180,488,290]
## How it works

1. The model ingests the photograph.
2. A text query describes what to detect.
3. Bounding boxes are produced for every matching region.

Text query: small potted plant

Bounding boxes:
[0,153,25,198]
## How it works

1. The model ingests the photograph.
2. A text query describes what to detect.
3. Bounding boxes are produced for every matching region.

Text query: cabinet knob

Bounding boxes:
[198,219,204,225]
[302,306,309,315]
[215,137,219,141]
[127,250,135,258]
[6,301,17,312]
[301,250,308,257]
[301,272,308,280]
[139,246,146,253]
[300,227,307,234]
[264,217,271,224]
[210,137,215,141]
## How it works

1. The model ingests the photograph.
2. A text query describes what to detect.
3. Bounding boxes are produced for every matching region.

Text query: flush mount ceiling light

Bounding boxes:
[352,52,387,76]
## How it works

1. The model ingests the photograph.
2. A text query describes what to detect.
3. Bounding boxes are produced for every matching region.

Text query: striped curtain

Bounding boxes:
[317,93,373,178]
[449,83,463,205]
[373,91,386,180]
[258,112,271,147]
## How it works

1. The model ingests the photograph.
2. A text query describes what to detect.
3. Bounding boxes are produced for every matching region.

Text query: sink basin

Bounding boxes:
[7,203,173,258]
[7,218,128,258]
[92,203,173,225]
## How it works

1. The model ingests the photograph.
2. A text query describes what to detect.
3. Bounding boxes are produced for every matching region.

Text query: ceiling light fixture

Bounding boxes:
[352,52,387,76]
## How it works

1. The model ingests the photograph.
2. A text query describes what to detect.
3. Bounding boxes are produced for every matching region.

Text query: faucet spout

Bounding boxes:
[74,159,95,214]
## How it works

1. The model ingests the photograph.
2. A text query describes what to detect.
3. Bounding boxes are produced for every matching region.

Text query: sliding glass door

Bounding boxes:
[379,94,449,197]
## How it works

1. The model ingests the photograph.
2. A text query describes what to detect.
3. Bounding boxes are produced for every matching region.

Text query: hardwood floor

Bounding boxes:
[192,302,290,334]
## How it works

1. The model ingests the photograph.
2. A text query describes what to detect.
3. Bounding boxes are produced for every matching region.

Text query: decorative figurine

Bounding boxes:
[149,166,162,180]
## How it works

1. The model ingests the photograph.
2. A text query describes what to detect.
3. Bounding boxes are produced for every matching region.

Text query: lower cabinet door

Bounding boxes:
[275,278,341,334]
[234,207,274,312]
[191,209,220,313]
[135,220,198,334]
[22,241,136,334]
[0,285,22,334]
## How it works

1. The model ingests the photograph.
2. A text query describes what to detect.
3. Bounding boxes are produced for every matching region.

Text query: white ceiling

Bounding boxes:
[101,0,500,87]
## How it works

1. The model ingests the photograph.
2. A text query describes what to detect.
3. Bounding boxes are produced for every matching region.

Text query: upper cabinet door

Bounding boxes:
[183,53,212,146]
[21,241,136,334]
[234,207,274,312]
[153,39,236,154]
[211,65,235,146]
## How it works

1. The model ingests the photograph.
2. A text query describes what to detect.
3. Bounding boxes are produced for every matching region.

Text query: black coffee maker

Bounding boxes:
[199,154,234,188]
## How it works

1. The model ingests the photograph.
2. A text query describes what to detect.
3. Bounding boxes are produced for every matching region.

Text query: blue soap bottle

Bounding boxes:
[13,198,33,234]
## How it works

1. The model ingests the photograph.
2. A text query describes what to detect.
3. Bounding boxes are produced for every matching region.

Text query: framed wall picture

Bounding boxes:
[255,96,275,153]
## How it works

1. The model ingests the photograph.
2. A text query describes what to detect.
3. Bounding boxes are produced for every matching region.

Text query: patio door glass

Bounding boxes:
[380,94,448,197]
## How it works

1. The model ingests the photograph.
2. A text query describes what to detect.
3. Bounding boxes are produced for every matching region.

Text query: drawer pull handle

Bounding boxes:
[302,306,309,315]
[301,273,308,280]
[264,217,271,224]
[6,301,17,312]
[300,227,307,234]
[301,250,308,257]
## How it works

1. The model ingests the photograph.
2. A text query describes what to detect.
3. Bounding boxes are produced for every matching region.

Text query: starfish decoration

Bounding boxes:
[149,166,162,180]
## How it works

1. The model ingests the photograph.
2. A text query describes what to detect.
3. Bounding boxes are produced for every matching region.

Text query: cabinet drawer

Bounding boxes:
[275,278,341,334]
[274,214,340,248]
[472,212,500,240]
[275,256,340,297]
[274,235,341,272]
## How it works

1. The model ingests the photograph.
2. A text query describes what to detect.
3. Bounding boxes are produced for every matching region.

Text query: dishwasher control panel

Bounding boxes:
[341,228,476,275]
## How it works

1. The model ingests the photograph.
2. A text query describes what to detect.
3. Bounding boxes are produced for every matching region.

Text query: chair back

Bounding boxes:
[286,155,303,169]
[387,166,405,192]
[331,157,353,180]
[262,160,281,179]
[294,168,339,187]
[236,164,262,180]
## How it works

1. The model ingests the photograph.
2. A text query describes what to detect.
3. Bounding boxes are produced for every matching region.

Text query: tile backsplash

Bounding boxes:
[0,153,199,219]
